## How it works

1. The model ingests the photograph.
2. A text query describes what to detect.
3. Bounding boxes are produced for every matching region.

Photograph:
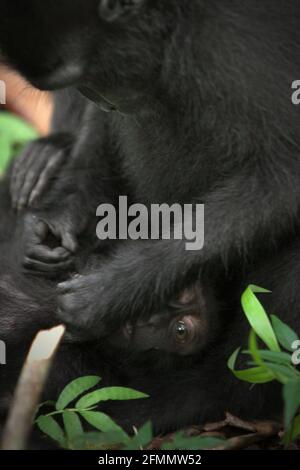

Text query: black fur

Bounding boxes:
[0,0,300,440]
[1,0,300,336]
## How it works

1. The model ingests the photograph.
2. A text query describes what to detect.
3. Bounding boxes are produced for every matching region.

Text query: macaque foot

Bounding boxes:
[21,212,77,278]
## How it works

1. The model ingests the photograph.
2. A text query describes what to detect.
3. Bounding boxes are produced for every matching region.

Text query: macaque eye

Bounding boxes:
[174,321,188,342]
[172,316,196,345]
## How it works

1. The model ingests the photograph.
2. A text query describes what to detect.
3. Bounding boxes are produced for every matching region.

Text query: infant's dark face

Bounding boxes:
[110,286,218,357]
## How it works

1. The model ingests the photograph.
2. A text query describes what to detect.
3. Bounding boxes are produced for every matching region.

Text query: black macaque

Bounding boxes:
[1,0,300,335]
[0,229,300,441]
[1,0,300,444]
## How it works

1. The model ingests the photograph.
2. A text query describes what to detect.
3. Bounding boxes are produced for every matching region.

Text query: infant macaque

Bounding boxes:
[110,285,219,356]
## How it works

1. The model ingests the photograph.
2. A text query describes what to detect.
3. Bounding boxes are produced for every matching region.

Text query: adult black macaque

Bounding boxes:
[0,0,300,337]
[1,0,300,441]
[1,0,300,335]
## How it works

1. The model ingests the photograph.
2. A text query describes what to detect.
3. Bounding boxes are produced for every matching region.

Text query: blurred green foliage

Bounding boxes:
[0,111,37,175]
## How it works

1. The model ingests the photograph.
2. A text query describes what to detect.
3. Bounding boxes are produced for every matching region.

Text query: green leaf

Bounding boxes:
[63,411,84,445]
[232,366,275,384]
[162,433,225,450]
[36,400,56,413]
[56,376,101,410]
[246,285,271,294]
[76,387,148,409]
[80,411,128,441]
[124,422,153,450]
[264,363,299,384]
[271,315,299,352]
[73,431,128,450]
[291,414,300,442]
[244,349,292,366]
[228,349,275,384]
[283,380,300,429]
[228,348,243,372]
[241,285,280,352]
[248,329,264,366]
[36,415,65,447]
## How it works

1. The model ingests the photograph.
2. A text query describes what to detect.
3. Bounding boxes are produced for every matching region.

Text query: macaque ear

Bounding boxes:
[99,0,144,22]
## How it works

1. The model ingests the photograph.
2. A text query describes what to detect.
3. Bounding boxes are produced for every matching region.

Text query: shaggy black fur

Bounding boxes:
[0,0,300,441]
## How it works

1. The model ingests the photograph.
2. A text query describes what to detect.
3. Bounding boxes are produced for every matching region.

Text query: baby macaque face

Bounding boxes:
[110,285,219,356]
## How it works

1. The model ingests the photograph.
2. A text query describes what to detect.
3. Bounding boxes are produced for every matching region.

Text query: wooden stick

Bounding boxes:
[1,325,65,450]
